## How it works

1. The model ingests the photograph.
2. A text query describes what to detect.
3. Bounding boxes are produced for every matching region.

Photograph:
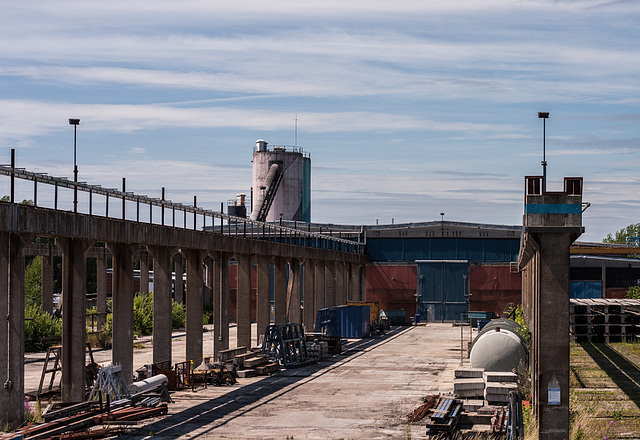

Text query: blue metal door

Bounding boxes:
[418,261,468,322]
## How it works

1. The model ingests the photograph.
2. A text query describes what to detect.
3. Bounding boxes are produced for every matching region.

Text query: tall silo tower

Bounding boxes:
[250,139,311,223]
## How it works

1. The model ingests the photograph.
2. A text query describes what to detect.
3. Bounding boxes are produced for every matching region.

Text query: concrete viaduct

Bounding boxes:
[0,162,367,427]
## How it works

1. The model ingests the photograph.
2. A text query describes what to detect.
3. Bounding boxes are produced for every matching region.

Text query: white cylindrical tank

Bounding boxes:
[251,141,310,222]
[128,374,169,394]
[470,320,527,372]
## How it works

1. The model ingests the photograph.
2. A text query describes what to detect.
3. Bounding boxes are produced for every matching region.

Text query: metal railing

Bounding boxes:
[0,154,363,254]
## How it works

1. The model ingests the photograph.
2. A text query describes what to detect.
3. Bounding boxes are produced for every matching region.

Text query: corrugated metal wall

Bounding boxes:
[570,281,602,298]
[469,265,521,316]
[418,261,468,322]
[365,265,417,323]
[366,238,519,263]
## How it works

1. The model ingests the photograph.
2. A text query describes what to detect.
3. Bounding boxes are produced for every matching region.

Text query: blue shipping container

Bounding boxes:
[334,305,371,339]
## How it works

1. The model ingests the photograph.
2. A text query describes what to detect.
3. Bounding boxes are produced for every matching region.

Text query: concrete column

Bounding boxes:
[174,254,184,304]
[303,260,315,332]
[535,233,572,438]
[213,252,231,356]
[360,265,367,302]
[315,260,326,312]
[148,246,176,365]
[139,249,149,295]
[184,249,205,367]
[96,251,108,331]
[236,254,252,349]
[0,232,30,428]
[288,259,301,323]
[57,237,93,402]
[325,261,336,308]
[336,262,347,306]
[349,264,361,302]
[273,257,287,324]
[41,252,54,313]
[107,243,136,384]
[256,255,271,343]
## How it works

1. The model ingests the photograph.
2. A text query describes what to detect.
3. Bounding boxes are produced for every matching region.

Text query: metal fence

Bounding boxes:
[0,151,364,254]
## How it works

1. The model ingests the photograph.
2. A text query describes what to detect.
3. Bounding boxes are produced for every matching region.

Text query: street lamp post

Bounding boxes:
[69,118,80,212]
[538,112,549,193]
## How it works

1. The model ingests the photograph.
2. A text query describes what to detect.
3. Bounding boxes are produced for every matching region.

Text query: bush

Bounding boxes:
[24,304,61,352]
[627,286,640,299]
[133,293,154,336]
[172,301,185,329]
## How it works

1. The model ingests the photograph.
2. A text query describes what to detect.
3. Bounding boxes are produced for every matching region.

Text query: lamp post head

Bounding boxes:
[537,112,549,119]
[69,118,80,125]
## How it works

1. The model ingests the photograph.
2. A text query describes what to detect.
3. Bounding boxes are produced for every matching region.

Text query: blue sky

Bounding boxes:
[1,0,639,242]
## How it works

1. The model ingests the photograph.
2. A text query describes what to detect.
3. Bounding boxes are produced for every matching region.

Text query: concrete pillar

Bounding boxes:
[287,259,301,323]
[174,254,184,304]
[41,252,54,313]
[303,260,315,332]
[184,249,205,367]
[57,237,93,402]
[256,255,271,343]
[139,249,149,295]
[325,261,336,308]
[107,243,136,384]
[349,264,362,302]
[360,265,367,302]
[148,246,176,365]
[335,263,345,306]
[96,251,108,331]
[0,233,30,428]
[236,254,252,349]
[315,260,326,312]
[274,257,287,324]
[214,252,231,356]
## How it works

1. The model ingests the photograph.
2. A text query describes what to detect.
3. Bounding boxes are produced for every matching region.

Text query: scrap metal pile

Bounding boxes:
[10,364,172,440]
[414,390,524,438]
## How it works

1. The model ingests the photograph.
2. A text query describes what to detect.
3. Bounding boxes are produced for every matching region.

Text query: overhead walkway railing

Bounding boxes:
[0,155,364,254]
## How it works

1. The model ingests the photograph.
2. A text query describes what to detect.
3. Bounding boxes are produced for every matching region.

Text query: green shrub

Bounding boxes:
[172,301,185,329]
[24,304,61,351]
[133,293,154,336]
[627,286,640,299]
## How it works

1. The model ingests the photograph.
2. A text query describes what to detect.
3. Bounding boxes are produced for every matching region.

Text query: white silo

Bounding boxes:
[250,140,310,223]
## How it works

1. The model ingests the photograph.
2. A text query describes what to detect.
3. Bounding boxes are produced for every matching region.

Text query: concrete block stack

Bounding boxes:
[483,372,518,404]
[306,341,329,361]
[234,352,280,378]
[453,368,485,399]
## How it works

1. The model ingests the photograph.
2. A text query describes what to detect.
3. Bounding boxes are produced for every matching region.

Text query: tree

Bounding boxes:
[603,223,640,244]
[25,256,42,308]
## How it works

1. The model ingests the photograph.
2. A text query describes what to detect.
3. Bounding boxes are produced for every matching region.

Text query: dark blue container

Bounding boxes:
[333,305,371,338]
[414,313,421,324]
[477,319,491,331]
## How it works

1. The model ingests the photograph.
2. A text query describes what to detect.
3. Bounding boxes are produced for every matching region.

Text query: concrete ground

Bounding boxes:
[24,323,470,440]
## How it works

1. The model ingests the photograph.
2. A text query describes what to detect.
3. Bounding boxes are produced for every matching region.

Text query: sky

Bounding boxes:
[1,1,639,242]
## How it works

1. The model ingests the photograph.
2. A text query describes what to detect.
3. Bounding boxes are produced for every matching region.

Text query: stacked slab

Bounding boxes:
[484,371,518,404]
[306,341,329,361]
[453,368,485,399]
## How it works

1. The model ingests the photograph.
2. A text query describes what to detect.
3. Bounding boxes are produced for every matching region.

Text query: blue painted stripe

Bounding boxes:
[526,203,581,214]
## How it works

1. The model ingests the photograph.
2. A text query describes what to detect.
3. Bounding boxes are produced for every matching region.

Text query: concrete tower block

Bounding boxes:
[519,176,583,440]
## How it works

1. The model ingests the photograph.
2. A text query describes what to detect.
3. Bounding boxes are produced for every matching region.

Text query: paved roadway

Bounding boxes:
[25,324,469,439]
